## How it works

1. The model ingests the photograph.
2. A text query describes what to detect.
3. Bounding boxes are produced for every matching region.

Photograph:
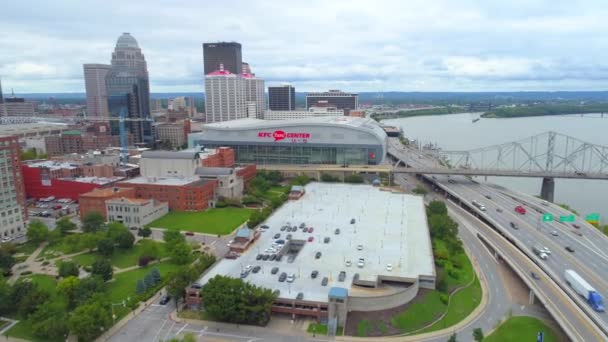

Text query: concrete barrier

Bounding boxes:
[347,281,419,312]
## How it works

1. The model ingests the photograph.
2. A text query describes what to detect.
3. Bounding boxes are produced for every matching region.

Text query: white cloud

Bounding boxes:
[1,0,608,92]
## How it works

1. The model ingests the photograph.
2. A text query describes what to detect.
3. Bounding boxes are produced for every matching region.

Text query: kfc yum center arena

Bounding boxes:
[188,116,387,165]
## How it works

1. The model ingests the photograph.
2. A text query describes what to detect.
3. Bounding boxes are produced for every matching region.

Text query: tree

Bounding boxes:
[74,276,106,306]
[58,261,80,278]
[163,230,185,246]
[136,279,146,294]
[27,219,49,242]
[10,281,50,318]
[106,221,128,241]
[138,226,152,238]
[0,249,15,275]
[57,276,81,307]
[0,276,11,315]
[81,232,103,251]
[150,267,161,284]
[68,300,112,341]
[30,299,69,339]
[201,275,277,325]
[82,212,105,233]
[56,217,77,235]
[447,332,458,342]
[144,272,155,289]
[91,259,113,281]
[167,266,196,309]
[97,238,114,257]
[169,242,192,265]
[428,200,448,216]
[473,328,484,341]
[116,230,135,249]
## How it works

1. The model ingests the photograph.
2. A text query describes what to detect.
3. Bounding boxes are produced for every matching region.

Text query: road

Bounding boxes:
[388,138,608,340]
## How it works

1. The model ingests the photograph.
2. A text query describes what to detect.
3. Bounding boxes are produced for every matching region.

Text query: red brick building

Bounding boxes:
[79,187,136,219]
[236,164,257,187]
[117,177,218,211]
[201,147,235,168]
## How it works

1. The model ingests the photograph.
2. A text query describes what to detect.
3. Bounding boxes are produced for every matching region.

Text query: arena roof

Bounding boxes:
[196,183,435,303]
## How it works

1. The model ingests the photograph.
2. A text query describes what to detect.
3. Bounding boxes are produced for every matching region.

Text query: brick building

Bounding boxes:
[79,187,136,219]
[201,147,235,168]
[0,135,27,239]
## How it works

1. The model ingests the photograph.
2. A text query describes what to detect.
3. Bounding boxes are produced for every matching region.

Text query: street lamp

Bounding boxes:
[111,297,130,324]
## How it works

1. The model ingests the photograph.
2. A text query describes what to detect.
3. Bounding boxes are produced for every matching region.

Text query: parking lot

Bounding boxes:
[27,197,79,219]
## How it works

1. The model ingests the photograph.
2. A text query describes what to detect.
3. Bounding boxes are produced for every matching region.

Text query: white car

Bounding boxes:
[541,247,551,255]
[550,230,558,236]
[538,252,548,260]
[345,260,352,267]
[226,239,234,246]
[286,274,295,283]
[357,258,365,268]
[245,265,252,271]
[386,264,393,272]
[357,245,363,251]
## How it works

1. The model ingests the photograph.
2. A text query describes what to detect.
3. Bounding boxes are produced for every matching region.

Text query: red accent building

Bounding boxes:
[79,187,136,219]
[21,162,122,201]
[201,147,235,168]
[117,178,218,211]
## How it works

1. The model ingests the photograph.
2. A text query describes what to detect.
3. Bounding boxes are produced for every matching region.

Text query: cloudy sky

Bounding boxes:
[1,0,608,93]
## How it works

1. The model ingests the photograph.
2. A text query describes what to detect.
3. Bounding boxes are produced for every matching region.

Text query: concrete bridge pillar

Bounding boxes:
[529,290,536,305]
[540,177,555,202]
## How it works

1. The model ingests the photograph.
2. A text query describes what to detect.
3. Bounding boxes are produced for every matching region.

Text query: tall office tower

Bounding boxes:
[242,73,265,119]
[203,42,242,75]
[106,33,152,144]
[268,85,296,111]
[83,64,111,117]
[242,62,252,74]
[0,135,27,239]
[306,90,358,113]
[0,77,4,104]
[204,64,246,123]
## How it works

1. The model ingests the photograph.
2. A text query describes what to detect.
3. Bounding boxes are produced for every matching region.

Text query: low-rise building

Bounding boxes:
[264,106,344,120]
[195,167,244,199]
[106,197,168,228]
[155,120,191,149]
[79,187,136,219]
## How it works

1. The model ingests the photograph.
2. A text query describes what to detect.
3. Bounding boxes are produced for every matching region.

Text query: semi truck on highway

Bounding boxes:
[565,269,605,312]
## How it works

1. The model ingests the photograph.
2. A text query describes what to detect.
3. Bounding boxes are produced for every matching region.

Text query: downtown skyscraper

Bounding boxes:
[83,64,111,117]
[105,33,152,144]
[203,42,242,75]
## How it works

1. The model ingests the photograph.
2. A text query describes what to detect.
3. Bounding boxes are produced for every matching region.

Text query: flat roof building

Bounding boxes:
[203,42,242,75]
[194,183,435,321]
[188,116,387,165]
[306,90,358,113]
[264,106,344,121]
[268,85,296,111]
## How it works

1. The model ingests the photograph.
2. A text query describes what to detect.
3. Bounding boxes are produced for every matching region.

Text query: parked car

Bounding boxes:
[274,233,281,239]
[271,267,279,275]
[185,231,194,236]
[334,228,340,235]
[565,246,575,253]
[357,244,363,251]
[510,222,518,229]
[276,255,283,262]
[386,263,393,272]
[262,254,270,261]
[226,239,234,246]
[308,227,314,233]
[345,260,352,267]
[270,254,277,261]
[300,223,306,228]
[256,254,263,260]
[261,225,269,229]
[531,272,541,280]
[350,218,355,224]
[324,237,330,243]
[240,271,249,279]
[572,224,580,229]
[52,205,63,210]
[286,274,295,283]
[279,272,287,282]
[159,295,171,305]
[308,236,314,242]
[338,271,346,282]
[311,270,319,279]
[252,266,261,273]
[280,226,287,231]
[303,227,309,233]
[550,230,558,236]
[275,239,285,244]
[315,252,322,259]
[296,292,304,300]
[286,234,292,240]
[287,255,295,263]
[321,277,329,286]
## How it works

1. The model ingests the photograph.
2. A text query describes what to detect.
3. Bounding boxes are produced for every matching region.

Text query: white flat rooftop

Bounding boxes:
[120,176,205,186]
[197,183,434,303]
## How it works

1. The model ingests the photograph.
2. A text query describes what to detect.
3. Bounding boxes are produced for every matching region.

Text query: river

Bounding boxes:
[383,113,608,224]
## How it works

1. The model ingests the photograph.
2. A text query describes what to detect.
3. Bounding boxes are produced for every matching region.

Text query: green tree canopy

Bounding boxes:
[27,219,50,243]
[167,266,197,308]
[116,230,135,249]
[82,212,106,233]
[30,298,69,339]
[97,238,114,257]
[74,276,107,306]
[428,200,448,216]
[58,260,80,278]
[473,327,484,341]
[138,226,152,238]
[91,259,113,281]
[169,242,192,265]
[56,217,77,235]
[68,299,112,341]
[57,276,81,308]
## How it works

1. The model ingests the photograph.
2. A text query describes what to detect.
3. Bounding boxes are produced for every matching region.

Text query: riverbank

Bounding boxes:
[482,103,608,118]
[372,106,468,120]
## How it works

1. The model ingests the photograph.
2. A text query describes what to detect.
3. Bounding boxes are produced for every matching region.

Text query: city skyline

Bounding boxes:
[2,0,608,93]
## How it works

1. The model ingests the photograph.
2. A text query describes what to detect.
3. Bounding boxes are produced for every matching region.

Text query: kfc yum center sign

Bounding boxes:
[258,130,311,143]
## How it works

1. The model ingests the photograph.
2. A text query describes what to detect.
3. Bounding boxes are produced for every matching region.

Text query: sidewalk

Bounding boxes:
[97,291,164,341]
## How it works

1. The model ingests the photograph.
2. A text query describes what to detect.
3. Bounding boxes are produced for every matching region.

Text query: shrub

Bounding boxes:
[41,261,50,266]
[20,271,32,275]
[139,255,153,267]
[439,293,449,305]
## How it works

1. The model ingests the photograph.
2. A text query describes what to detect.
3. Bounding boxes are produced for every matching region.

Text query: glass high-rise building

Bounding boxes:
[203,42,242,75]
[268,85,296,111]
[83,64,111,117]
[106,33,152,144]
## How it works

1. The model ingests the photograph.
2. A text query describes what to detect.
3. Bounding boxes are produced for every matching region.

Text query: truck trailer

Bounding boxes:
[565,269,605,312]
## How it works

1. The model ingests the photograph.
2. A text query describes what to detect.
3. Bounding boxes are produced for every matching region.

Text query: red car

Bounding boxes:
[514,206,526,215]
[308,236,314,242]
[52,205,63,210]
[185,231,195,236]
[308,227,314,233]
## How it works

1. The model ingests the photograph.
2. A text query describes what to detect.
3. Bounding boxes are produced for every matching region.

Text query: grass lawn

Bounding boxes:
[147,208,253,235]
[5,319,63,342]
[108,261,176,303]
[22,274,58,294]
[63,240,167,269]
[39,240,79,259]
[356,319,373,337]
[15,241,40,256]
[419,277,482,333]
[485,316,558,342]
[307,323,328,335]
[69,252,98,267]
[391,291,447,332]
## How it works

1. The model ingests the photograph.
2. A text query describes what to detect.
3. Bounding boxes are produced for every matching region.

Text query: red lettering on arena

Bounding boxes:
[258,130,311,142]
[273,130,286,141]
